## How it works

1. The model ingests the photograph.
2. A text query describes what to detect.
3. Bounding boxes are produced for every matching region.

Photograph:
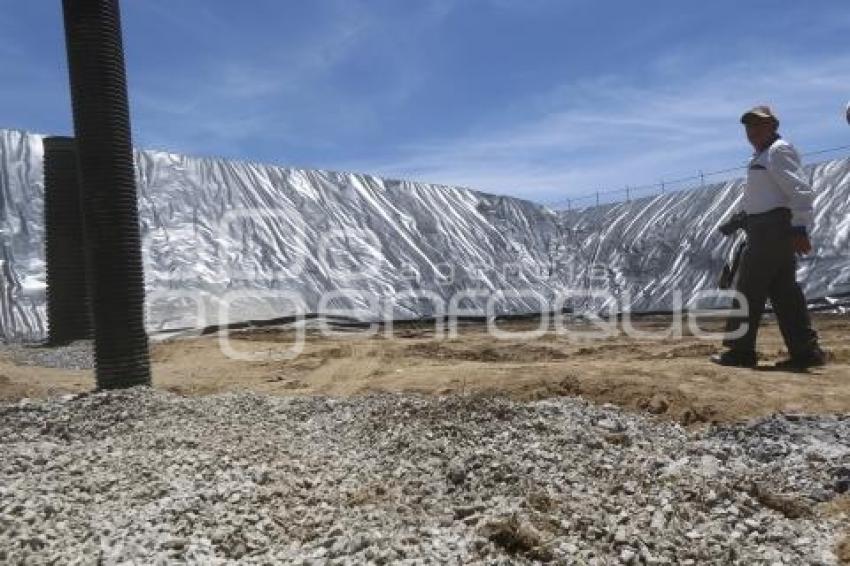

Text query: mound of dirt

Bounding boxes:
[2,313,849,425]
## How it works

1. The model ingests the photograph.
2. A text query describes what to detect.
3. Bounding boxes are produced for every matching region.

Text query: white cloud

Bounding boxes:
[344,52,850,204]
[67,2,849,206]
[128,0,433,155]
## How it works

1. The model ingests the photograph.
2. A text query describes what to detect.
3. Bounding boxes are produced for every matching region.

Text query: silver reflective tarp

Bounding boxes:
[1,128,848,341]
[554,156,850,313]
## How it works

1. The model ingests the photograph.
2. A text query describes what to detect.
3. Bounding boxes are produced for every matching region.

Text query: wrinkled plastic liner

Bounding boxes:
[2,129,848,342]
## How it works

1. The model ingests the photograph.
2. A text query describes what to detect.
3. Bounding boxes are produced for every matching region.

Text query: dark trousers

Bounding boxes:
[723,208,819,356]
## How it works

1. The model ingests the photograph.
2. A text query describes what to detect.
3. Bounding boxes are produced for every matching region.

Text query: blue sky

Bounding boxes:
[1,0,849,205]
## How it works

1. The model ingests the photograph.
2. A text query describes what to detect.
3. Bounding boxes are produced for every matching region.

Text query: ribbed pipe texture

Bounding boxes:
[62,0,151,388]
[43,136,92,344]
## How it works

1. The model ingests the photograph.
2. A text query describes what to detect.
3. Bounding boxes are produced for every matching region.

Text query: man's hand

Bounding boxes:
[792,233,812,255]
[718,211,747,236]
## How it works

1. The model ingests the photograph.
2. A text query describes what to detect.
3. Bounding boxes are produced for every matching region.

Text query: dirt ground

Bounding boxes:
[2,312,849,425]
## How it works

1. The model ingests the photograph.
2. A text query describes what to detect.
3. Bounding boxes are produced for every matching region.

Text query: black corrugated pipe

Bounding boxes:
[61,0,151,388]
[43,136,92,345]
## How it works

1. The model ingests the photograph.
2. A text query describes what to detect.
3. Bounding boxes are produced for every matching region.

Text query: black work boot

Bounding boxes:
[710,349,757,368]
[774,346,827,371]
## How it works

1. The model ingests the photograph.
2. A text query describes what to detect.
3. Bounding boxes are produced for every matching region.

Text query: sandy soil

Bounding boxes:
[2,313,849,426]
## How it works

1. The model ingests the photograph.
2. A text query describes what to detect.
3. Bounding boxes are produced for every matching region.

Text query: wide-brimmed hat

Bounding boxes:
[740,105,779,126]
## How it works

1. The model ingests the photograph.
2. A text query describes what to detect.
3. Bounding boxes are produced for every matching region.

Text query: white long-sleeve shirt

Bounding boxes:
[740,137,815,231]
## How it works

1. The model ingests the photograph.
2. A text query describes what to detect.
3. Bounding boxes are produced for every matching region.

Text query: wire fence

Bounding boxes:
[546,143,850,211]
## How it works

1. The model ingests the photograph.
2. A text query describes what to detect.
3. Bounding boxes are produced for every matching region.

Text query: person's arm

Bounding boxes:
[767,143,815,253]
[766,143,815,231]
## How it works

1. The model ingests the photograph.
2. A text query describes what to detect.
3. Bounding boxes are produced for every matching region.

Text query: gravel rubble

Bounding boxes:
[0,388,847,565]
[0,340,95,370]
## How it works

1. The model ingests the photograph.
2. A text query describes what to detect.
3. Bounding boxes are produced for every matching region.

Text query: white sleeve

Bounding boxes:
[766,144,814,230]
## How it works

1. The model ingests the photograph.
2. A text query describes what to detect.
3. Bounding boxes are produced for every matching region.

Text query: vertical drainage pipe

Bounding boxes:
[43,136,92,345]
[61,0,151,388]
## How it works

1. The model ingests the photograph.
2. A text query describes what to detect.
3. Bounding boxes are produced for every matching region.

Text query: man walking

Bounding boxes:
[711,105,826,369]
